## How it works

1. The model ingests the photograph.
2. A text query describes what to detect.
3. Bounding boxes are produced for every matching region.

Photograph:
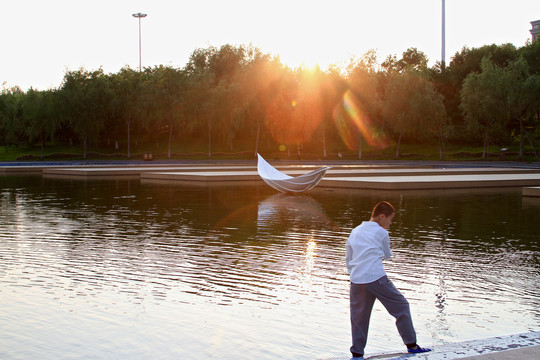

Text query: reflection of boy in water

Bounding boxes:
[346,201,431,359]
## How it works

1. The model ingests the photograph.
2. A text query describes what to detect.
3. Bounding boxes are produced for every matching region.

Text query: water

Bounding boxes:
[0,175,539,359]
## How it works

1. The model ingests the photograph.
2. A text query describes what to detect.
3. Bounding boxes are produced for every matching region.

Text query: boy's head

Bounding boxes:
[371,201,395,229]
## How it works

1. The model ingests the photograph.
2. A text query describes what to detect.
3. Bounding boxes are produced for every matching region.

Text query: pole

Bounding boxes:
[132,13,147,72]
[138,16,142,71]
[441,0,446,70]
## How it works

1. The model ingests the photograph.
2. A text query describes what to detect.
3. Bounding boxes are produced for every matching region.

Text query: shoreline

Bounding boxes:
[1,158,539,167]
[321,331,540,360]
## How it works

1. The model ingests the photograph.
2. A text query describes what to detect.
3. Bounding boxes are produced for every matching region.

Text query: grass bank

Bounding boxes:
[0,142,538,163]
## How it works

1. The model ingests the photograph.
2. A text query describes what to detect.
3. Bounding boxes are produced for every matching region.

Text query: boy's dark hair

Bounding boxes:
[372,201,395,217]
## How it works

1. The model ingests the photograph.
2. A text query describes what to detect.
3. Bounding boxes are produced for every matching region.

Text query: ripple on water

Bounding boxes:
[0,180,539,359]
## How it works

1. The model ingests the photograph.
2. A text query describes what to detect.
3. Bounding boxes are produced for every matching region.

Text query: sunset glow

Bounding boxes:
[3,1,537,91]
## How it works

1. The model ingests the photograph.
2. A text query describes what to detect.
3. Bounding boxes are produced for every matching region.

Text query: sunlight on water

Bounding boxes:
[0,176,539,359]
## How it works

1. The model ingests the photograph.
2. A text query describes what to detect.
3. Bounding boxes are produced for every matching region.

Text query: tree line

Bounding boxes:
[1,41,539,160]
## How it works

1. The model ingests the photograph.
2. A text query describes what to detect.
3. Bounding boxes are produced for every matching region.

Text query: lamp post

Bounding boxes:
[441,0,446,70]
[132,12,147,71]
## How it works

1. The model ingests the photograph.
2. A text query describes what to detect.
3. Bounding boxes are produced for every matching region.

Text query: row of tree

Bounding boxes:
[1,41,539,160]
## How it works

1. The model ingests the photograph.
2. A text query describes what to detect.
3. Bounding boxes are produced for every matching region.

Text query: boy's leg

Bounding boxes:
[369,276,417,346]
[350,282,376,357]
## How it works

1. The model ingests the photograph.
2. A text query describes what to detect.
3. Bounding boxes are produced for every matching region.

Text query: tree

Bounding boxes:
[183,67,215,157]
[460,57,508,158]
[346,52,385,158]
[461,55,540,159]
[185,45,248,157]
[109,67,148,158]
[20,88,58,159]
[212,79,244,151]
[0,87,25,149]
[145,66,186,158]
[522,75,540,159]
[319,65,347,158]
[59,68,113,159]
[441,44,518,138]
[0,91,7,150]
[518,39,540,75]
[382,48,429,73]
[264,68,323,159]
[383,72,447,158]
[449,44,518,81]
[237,51,288,156]
[497,57,540,159]
[0,87,22,151]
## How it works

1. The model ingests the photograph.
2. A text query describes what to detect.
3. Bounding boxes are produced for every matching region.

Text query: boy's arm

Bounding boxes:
[381,231,393,259]
[345,230,355,274]
[345,240,353,274]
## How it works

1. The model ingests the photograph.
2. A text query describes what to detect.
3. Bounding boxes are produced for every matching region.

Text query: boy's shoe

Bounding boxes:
[408,346,432,354]
[351,357,364,360]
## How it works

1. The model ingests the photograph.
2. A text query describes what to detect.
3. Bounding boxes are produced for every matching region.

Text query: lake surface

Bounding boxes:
[0,174,539,359]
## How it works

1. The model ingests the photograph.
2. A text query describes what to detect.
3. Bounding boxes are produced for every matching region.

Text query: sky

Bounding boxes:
[2,0,539,91]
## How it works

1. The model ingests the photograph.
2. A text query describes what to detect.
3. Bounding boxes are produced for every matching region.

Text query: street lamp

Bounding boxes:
[132,12,147,71]
[441,0,446,70]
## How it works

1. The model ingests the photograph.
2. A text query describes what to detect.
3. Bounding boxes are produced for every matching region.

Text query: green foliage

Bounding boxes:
[58,68,113,158]
[382,48,429,73]
[1,43,539,161]
[382,71,447,158]
[108,67,148,157]
[437,43,519,134]
[518,40,540,75]
[461,58,508,139]
[0,87,20,150]
[145,65,187,157]
[460,56,540,159]
[19,88,58,159]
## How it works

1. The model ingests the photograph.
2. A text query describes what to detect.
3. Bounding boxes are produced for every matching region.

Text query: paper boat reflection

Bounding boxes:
[257,192,333,231]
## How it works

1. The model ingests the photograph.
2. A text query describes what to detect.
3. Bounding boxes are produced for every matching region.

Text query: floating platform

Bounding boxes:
[42,165,256,178]
[320,331,540,360]
[38,164,361,178]
[4,162,540,191]
[39,165,540,178]
[140,170,540,190]
[0,165,73,174]
[522,186,540,197]
[325,167,540,177]
[319,173,540,190]
[40,164,423,178]
[141,170,261,182]
[0,163,191,175]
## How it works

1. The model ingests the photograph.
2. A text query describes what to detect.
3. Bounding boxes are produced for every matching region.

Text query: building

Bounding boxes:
[531,20,540,42]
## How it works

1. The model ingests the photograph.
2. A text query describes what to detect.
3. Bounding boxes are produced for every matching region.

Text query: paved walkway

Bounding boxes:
[405,331,540,359]
[321,331,540,360]
[460,345,540,359]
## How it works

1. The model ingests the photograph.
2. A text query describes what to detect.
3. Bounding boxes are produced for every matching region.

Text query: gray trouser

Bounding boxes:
[350,276,417,356]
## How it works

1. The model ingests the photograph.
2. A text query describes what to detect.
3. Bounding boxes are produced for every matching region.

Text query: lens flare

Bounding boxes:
[265,93,321,146]
[332,90,388,150]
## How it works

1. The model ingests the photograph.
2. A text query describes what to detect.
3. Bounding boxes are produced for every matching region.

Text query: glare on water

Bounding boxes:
[0,176,538,359]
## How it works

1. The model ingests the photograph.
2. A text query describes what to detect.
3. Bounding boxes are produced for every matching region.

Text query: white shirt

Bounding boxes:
[346,221,393,284]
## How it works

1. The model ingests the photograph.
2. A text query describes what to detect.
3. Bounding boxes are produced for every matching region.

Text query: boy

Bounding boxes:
[346,201,431,359]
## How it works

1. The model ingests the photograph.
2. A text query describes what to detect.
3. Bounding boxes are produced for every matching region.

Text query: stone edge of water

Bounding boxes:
[319,331,540,360]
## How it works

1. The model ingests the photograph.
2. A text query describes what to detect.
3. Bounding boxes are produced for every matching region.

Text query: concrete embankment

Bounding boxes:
[321,331,540,360]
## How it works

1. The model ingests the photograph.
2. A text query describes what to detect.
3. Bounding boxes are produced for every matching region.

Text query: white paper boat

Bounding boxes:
[257,154,331,193]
